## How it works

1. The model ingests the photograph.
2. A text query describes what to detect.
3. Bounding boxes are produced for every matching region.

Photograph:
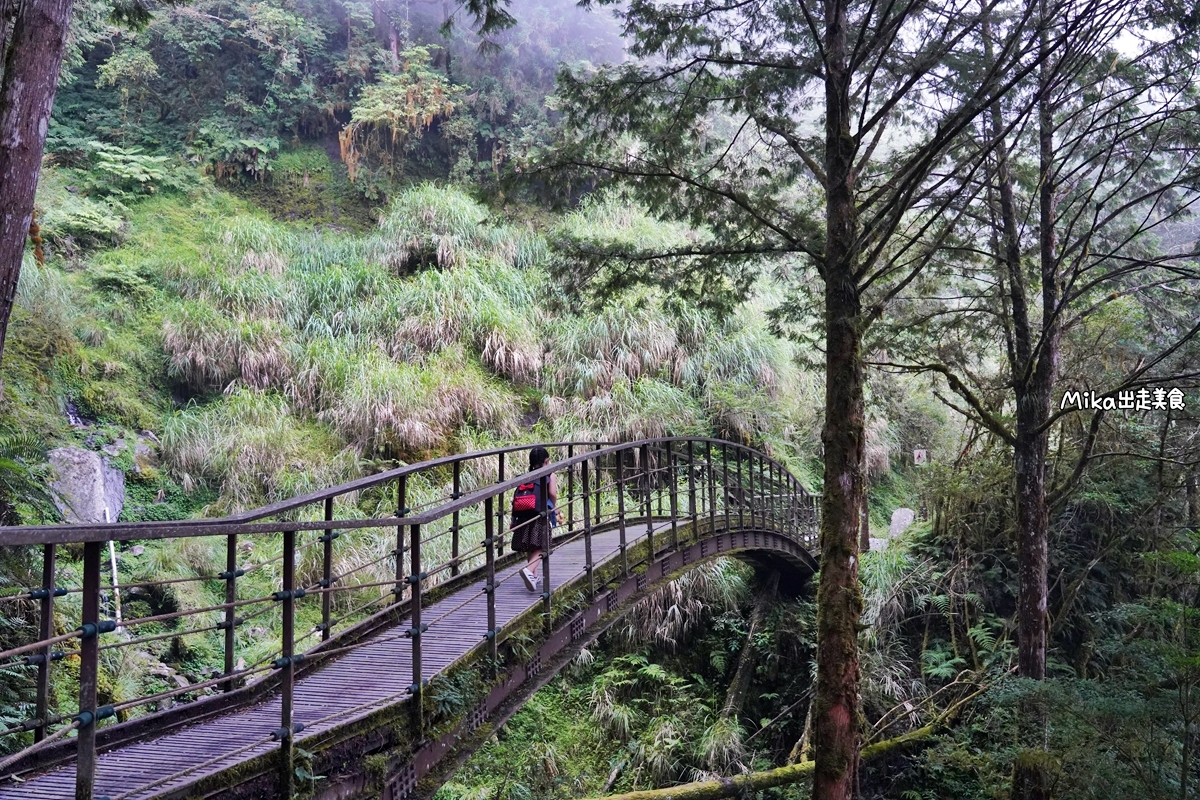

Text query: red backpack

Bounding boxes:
[512,482,538,513]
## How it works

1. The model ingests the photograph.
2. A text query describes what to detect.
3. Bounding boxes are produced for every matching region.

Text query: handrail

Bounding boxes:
[0,440,616,545]
[0,438,813,545]
[416,437,814,528]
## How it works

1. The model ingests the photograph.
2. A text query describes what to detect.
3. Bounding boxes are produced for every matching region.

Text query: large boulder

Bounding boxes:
[889,507,916,538]
[48,447,125,524]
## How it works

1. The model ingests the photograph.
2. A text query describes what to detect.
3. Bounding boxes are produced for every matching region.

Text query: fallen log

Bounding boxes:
[589,724,936,800]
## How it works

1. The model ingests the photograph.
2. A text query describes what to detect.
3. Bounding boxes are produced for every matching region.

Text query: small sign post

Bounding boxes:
[913,449,928,466]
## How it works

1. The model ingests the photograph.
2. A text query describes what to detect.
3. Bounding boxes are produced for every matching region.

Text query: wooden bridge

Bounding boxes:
[0,438,819,800]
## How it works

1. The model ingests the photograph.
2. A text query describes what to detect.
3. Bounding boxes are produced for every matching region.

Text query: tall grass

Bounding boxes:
[859,539,930,715]
[616,559,750,650]
[319,349,519,458]
[375,185,493,270]
[543,378,706,442]
[162,302,294,392]
[14,254,73,332]
[286,261,395,331]
[220,214,298,256]
[385,259,542,382]
[161,390,359,512]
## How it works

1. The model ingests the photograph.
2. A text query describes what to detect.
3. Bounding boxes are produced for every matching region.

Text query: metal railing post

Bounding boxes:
[687,441,697,533]
[794,483,802,536]
[709,445,718,534]
[497,453,507,557]
[582,458,594,600]
[410,522,424,738]
[774,463,782,529]
[768,460,777,527]
[616,453,628,578]
[738,449,746,531]
[34,543,55,742]
[763,456,770,527]
[715,448,724,527]
[567,444,575,531]
[451,460,462,577]
[279,529,296,798]
[595,445,603,528]
[539,474,552,636]
[395,475,408,603]
[321,498,334,641]
[668,443,679,550]
[748,451,756,529]
[75,541,101,800]
[484,498,498,670]
[656,445,664,517]
[641,443,654,557]
[222,534,238,690]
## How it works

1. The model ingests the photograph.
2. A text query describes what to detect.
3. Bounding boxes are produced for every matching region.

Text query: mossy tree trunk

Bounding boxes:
[814,6,867,794]
[0,0,73,371]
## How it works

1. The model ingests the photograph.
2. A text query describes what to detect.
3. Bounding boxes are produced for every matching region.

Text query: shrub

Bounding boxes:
[189,122,280,183]
[35,168,125,247]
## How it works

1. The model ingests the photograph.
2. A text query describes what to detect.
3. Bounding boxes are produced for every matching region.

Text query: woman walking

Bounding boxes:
[510,446,559,592]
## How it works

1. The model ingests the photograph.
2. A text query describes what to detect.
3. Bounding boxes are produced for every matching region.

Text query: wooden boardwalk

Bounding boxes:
[0,524,657,800]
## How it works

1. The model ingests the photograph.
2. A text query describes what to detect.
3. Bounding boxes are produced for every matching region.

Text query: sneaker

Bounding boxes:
[534,577,543,594]
[520,568,537,591]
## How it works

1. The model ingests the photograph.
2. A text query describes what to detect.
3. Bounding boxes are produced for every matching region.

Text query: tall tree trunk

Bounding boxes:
[720,571,779,721]
[1012,11,1058,799]
[813,3,865,797]
[0,0,73,371]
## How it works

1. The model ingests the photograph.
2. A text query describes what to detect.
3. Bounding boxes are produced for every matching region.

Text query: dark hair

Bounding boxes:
[529,446,550,470]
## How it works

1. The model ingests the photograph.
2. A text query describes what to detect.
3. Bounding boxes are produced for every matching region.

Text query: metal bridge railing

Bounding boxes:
[0,437,818,797]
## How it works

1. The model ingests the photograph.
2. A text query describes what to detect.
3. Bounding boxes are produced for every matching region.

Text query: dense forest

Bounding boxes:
[0,0,1199,798]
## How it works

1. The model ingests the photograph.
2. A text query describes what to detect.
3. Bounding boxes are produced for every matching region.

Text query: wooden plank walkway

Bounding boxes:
[0,523,663,800]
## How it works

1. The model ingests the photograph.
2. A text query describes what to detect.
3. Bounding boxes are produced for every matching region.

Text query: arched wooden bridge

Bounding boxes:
[0,438,819,800]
